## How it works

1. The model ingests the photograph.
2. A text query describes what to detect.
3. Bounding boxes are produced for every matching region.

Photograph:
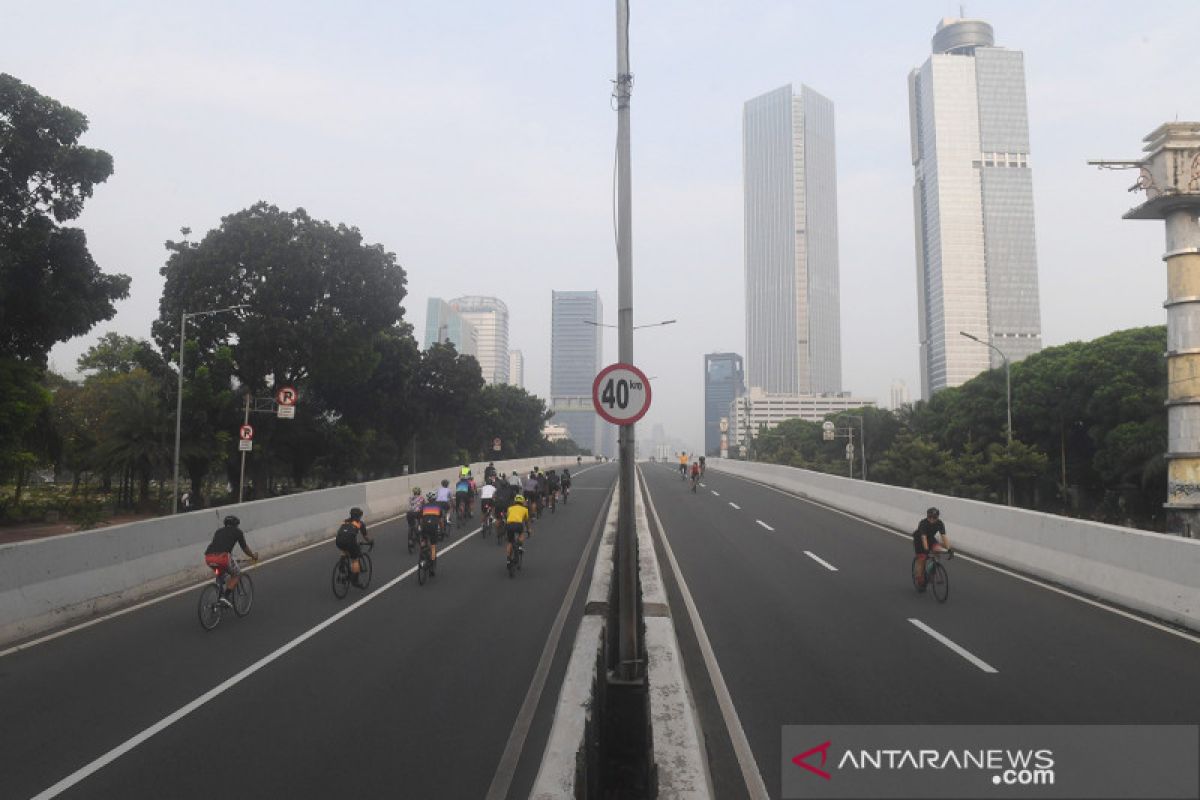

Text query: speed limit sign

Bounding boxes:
[592,363,652,425]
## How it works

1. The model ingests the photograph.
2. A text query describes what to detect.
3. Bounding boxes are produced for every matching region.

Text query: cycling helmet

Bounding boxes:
[426,492,437,502]
[927,507,940,518]
[223,515,240,527]
[515,494,527,505]
[441,479,449,487]
[350,507,364,519]
[412,487,421,495]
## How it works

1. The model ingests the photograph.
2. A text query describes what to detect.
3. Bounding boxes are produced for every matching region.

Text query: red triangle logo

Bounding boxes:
[792,740,832,781]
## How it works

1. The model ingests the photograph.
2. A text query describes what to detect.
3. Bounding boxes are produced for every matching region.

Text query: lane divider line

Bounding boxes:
[711,490,720,497]
[755,520,774,532]
[908,618,999,674]
[804,551,838,572]
[729,502,741,510]
[31,528,481,800]
[639,467,770,800]
[712,469,1200,647]
[484,481,616,800]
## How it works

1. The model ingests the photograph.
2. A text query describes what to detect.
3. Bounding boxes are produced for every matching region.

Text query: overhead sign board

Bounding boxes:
[592,363,652,426]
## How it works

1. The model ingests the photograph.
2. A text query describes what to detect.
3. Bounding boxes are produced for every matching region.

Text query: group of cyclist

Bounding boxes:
[676,452,706,490]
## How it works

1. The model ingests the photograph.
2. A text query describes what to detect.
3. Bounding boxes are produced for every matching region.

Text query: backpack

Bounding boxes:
[337,521,358,540]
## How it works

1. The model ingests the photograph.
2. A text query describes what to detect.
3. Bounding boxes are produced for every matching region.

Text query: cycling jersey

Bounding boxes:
[506,504,530,525]
[480,484,497,500]
[436,486,452,503]
[547,473,560,489]
[420,503,444,533]
[455,479,471,495]
[913,518,946,553]
[206,525,250,556]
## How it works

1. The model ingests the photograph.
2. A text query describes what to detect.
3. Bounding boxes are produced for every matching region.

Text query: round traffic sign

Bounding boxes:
[239,424,254,440]
[276,385,298,406]
[592,363,652,425]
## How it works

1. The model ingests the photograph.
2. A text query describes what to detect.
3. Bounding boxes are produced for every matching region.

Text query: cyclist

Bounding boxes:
[494,475,515,523]
[435,479,453,531]
[913,507,953,591]
[480,478,497,526]
[546,469,561,511]
[678,451,688,478]
[204,515,259,606]
[406,487,423,545]
[484,462,497,483]
[505,494,532,569]
[508,470,522,489]
[419,492,443,573]
[460,464,472,478]
[455,473,472,521]
[535,468,549,514]
[699,455,706,476]
[576,455,582,465]
[690,461,701,491]
[522,470,540,516]
[560,467,572,502]
[335,506,373,586]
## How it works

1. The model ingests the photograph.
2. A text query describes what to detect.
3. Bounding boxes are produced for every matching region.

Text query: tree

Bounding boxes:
[0,74,130,363]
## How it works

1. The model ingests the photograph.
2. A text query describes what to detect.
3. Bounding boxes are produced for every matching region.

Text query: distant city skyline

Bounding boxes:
[910,17,1043,398]
[743,83,843,396]
[423,298,477,357]
[449,295,509,385]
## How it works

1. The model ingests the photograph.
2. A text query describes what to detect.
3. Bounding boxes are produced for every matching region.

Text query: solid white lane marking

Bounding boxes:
[804,551,838,572]
[908,619,998,674]
[699,483,706,488]
[32,529,480,799]
[715,470,1200,647]
[485,482,615,800]
[639,467,770,800]
[729,502,741,510]
[711,490,720,497]
[755,520,774,532]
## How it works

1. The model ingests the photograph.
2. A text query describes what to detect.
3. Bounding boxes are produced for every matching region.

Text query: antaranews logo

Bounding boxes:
[791,741,833,781]
[791,741,1055,785]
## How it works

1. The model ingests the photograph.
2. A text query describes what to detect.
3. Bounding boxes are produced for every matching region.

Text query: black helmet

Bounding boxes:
[223,515,240,527]
[927,507,940,518]
[350,507,364,519]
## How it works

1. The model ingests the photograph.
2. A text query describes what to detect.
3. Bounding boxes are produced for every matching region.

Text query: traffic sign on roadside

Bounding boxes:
[239,439,253,452]
[277,405,296,419]
[592,363,652,425]
[276,385,298,406]
[492,437,502,451]
[239,424,254,440]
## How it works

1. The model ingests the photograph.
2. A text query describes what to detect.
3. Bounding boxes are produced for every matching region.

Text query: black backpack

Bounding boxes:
[337,521,358,540]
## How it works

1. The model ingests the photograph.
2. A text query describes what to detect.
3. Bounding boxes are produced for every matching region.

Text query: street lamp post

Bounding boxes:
[960,330,1012,505]
[836,414,866,480]
[172,305,246,514]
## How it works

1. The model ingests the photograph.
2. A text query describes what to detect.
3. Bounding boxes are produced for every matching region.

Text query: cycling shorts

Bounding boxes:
[506,522,525,543]
[204,552,239,576]
[336,533,362,559]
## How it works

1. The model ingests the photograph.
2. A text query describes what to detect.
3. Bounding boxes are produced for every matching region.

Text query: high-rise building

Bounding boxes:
[909,17,1043,398]
[508,349,524,389]
[704,353,745,456]
[890,379,911,410]
[423,298,477,357]
[448,296,509,385]
[743,83,843,395]
[550,291,611,456]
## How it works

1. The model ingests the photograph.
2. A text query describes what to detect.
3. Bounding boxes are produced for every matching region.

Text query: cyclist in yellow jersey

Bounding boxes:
[678,451,688,478]
[505,495,531,567]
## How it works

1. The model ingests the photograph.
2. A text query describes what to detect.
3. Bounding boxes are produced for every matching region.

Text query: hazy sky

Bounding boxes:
[7,0,1198,450]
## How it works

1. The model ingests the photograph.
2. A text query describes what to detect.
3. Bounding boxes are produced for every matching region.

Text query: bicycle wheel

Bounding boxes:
[930,562,949,603]
[358,553,373,590]
[407,529,415,554]
[198,584,222,631]
[507,551,515,578]
[332,559,350,599]
[911,556,923,592]
[418,549,428,586]
[233,574,254,617]
[516,545,523,572]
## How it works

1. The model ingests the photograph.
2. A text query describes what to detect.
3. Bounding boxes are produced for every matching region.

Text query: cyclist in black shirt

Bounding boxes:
[913,507,953,591]
[204,515,259,603]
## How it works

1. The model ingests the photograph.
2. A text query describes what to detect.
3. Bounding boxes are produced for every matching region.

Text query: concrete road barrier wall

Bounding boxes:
[709,458,1200,631]
[0,457,580,647]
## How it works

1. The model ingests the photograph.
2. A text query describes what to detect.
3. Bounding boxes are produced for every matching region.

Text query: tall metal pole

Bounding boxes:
[960,331,1012,504]
[238,392,250,504]
[171,311,188,514]
[614,0,639,682]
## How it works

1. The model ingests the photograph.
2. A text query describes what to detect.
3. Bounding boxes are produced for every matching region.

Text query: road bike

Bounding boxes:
[481,503,495,538]
[561,484,570,504]
[912,549,951,603]
[506,530,525,578]
[417,533,438,586]
[407,514,419,553]
[547,488,557,513]
[690,473,700,493]
[198,558,255,631]
[331,539,374,599]
[455,495,469,529]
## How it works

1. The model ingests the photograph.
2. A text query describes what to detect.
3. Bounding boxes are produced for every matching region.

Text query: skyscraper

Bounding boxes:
[508,349,524,389]
[704,353,745,456]
[448,296,509,385]
[743,83,842,395]
[550,291,609,456]
[423,298,477,357]
[909,17,1043,397]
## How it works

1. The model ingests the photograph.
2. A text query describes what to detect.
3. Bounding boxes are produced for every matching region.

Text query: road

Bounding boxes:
[1,463,617,800]
[639,462,1200,799]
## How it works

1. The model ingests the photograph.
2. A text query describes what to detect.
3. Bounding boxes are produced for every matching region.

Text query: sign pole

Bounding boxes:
[614,0,639,683]
[238,392,250,504]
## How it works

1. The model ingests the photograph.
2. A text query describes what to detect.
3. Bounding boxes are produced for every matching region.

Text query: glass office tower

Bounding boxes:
[909,17,1043,397]
[448,296,510,385]
[743,83,843,395]
[704,353,745,456]
[550,291,611,456]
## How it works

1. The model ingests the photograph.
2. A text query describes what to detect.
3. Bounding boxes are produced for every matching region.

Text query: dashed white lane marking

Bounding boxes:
[729,502,741,510]
[804,551,838,571]
[909,618,998,674]
[711,490,720,497]
[755,520,774,532]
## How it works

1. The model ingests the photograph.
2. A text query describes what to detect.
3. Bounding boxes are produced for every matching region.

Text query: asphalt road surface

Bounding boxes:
[639,462,1200,799]
[1,463,617,800]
